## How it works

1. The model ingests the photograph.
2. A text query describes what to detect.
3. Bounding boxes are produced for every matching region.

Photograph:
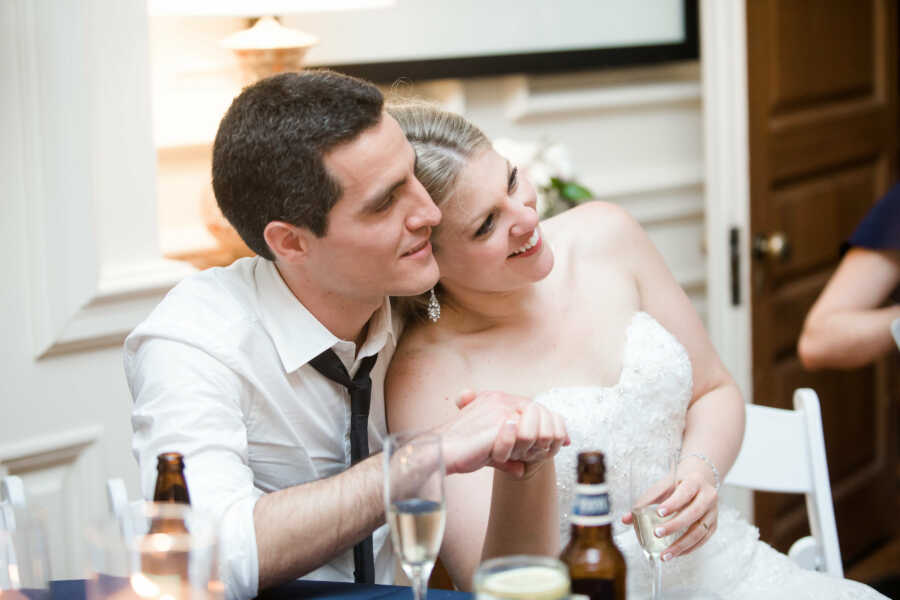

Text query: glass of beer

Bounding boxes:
[473,555,571,600]
[629,452,680,600]
[384,433,446,600]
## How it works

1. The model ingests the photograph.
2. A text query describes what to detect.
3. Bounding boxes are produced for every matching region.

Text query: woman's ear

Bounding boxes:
[263,221,312,264]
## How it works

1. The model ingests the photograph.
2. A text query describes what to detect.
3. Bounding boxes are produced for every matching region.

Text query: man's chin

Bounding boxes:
[389,276,440,299]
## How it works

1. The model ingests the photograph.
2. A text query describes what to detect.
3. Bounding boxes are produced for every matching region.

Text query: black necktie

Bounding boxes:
[308,348,379,584]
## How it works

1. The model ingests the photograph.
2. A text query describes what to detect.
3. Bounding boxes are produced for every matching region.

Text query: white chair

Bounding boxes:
[891,317,900,350]
[724,388,843,577]
[0,476,27,589]
[1,476,26,509]
[106,478,131,517]
[0,476,26,532]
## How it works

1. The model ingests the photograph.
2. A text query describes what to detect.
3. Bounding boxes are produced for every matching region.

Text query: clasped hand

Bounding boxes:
[622,463,719,560]
[439,390,570,479]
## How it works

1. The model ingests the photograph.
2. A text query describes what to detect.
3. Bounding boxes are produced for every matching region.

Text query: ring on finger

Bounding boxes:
[701,521,710,532]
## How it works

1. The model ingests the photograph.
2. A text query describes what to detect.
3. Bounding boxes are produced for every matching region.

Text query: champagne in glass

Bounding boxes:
[629,452,679,600]
[632,504,677,558]
[384,433,446,600]
[387,498,445,567]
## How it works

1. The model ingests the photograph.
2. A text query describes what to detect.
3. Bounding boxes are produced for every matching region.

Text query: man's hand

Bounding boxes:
[438,390,569,478]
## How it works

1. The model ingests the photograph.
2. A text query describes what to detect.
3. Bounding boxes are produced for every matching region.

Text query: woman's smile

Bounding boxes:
[508,229,542,258]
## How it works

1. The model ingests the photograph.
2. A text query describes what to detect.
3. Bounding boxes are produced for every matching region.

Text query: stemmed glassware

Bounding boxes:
[384,433,446,600]
[629,452,679,600]
[0,502,51,600]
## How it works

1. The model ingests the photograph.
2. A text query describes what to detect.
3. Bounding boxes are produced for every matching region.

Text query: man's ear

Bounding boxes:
[263,221,314,264]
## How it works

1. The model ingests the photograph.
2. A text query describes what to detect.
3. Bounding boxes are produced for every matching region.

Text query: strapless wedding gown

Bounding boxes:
[536,312,885,599]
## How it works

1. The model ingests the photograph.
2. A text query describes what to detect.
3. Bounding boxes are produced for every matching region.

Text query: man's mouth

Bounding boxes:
[508,229,541,258]
[402,240,430,257]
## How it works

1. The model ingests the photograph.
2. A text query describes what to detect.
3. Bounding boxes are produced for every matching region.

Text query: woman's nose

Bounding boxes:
[510,197,539,237]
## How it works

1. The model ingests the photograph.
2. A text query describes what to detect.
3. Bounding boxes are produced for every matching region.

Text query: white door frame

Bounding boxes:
[700,0,754,517]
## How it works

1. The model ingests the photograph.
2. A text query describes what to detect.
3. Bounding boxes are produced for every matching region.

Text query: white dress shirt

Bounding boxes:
[124,257,399,600]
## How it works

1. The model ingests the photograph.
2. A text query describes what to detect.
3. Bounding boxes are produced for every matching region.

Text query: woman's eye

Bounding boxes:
[475,213,495,237]
[508,166,519,193]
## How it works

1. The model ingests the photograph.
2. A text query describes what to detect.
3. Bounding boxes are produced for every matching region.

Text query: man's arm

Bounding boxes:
[799,247,900,370]
[254,453,385,589]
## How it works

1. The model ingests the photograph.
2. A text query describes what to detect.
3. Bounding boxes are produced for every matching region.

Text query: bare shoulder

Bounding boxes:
[542,201,649,280]
[385,325,470,432]
[545,201,645,256]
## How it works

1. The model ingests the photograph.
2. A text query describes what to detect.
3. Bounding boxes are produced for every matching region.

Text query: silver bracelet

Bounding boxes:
[681,453,720,491]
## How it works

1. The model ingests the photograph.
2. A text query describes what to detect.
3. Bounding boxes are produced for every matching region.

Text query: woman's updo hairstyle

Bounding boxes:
[387,98,492,323]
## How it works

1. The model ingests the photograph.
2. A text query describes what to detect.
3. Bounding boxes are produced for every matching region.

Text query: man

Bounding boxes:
[124,71,566,599]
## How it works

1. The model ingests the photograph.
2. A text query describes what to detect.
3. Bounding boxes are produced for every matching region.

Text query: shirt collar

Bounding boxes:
[254,259,396,374]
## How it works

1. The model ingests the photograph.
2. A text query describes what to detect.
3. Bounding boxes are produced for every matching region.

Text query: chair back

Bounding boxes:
[725,388,843,577]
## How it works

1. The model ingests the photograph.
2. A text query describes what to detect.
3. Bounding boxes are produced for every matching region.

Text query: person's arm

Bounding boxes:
[584,203,744,559]
[129,336,389,594]
[386,350,567,590]
[253,453,385,589]
[128,337,264,599]
[799,247,900,370]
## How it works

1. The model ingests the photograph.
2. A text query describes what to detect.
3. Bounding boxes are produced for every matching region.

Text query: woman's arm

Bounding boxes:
[798,247,900,370]
[386,343,564,590]
[588,203,745,559]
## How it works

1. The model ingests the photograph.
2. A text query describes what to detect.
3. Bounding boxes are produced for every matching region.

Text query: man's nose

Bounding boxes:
[406,185,442,231]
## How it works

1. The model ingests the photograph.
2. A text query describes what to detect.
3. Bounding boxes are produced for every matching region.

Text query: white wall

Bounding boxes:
[1,1,706,579]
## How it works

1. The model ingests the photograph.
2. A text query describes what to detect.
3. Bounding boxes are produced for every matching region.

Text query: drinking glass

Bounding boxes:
[85,501,220,600]
[473,555,570,600]
[0,502,51,600]
[629,452,679,600]
[384,432,446,600]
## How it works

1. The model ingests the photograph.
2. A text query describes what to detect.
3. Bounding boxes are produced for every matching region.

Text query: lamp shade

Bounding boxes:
[146,0,394,17]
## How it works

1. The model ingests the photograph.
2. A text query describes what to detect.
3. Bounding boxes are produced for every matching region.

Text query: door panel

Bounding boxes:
[770,1,874,111]
[747,0,898,566]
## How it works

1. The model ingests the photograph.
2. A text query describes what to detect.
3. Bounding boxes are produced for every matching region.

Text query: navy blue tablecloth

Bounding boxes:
[50,579,471,600]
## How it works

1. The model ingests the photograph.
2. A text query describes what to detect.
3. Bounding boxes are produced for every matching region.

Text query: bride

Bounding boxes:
[383,100,885,599]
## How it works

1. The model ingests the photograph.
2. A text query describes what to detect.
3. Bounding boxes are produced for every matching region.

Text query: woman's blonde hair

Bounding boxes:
[386,98,492,323]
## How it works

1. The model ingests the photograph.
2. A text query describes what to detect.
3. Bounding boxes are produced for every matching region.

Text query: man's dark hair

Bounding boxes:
[211,70,384,260]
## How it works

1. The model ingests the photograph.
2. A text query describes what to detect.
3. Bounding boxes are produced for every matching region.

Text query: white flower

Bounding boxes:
[542,143,574,181]
[491,137,588,219]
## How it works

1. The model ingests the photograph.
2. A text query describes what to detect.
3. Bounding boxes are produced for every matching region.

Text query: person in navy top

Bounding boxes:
[799,184,900,370]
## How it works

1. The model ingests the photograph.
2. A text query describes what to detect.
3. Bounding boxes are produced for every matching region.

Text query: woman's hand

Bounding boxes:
[622,459,719,561]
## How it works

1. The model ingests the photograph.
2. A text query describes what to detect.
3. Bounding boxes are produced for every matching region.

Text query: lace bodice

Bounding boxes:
[537,312,884,599]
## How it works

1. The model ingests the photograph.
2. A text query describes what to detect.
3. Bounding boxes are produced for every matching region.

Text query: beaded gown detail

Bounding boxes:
[537,312,885,599]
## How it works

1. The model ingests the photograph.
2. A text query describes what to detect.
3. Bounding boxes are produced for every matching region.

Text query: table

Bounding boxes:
[50,579,472,600]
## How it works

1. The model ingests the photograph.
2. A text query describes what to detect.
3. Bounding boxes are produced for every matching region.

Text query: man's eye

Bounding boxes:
[508,166,519,193]
[475,213,495,237]
[375,195,395,212]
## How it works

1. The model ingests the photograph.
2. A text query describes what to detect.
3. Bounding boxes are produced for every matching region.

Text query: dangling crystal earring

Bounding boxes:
[426,288,441,323]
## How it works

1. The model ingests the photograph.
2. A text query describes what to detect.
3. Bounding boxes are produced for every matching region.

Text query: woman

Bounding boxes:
[383,101,886,599]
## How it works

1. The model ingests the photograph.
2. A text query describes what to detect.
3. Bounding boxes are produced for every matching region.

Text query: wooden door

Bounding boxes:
[746,0,898,565]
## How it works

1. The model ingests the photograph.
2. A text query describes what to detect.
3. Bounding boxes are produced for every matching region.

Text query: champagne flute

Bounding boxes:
[384,432,446,600]
[629,452,679,600]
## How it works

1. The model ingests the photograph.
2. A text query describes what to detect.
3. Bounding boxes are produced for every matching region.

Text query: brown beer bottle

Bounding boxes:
[149,451,190,534]
[560,452,626,600]
[144,452,192,599]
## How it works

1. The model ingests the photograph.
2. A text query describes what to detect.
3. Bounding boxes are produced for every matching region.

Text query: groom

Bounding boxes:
[124,70,567,599]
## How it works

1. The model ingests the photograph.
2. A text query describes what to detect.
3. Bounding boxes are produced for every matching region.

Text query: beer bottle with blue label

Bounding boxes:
[559,451,626,600]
